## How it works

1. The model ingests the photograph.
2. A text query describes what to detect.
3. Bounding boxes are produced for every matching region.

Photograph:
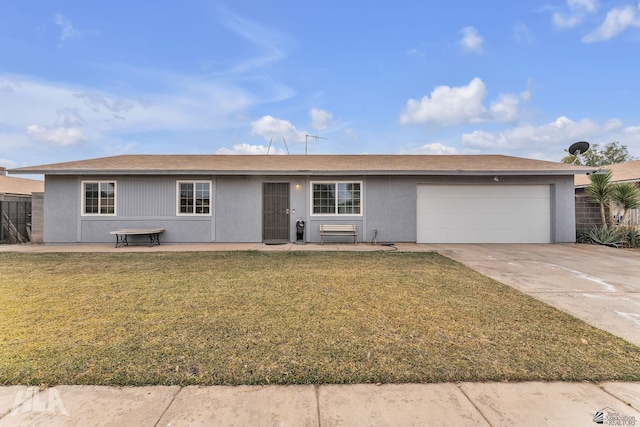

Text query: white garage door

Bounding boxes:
[417,184,551,243]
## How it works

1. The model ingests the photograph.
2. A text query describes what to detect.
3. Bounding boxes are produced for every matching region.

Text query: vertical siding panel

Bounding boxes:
[119,180,175,216]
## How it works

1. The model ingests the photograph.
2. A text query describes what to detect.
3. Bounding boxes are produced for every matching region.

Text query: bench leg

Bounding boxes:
[319,233,357,244]
[149,233,161,247]
[115,234,128,248]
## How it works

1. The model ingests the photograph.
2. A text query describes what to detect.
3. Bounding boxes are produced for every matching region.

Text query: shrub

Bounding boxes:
[584,226,626,247]
[576,230,592,244]
[617,226,640,248]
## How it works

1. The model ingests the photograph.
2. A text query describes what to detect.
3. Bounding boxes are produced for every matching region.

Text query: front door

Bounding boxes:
[263,182,290,243]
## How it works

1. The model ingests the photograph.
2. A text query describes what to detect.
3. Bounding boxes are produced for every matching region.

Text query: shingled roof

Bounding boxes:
[10,154,596,176]
[574,160,640,188]
[0,175,44,195]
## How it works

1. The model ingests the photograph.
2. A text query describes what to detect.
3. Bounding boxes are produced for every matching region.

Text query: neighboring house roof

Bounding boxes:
[0,174,44,195]
[10,154,596,176]
[574,160,640,188]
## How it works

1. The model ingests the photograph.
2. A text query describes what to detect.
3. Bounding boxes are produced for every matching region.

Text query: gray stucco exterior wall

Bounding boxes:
[30,192,44,243]
[215,176,263,242]
[42,173,577,244]
[552,175,577,243]
[44,176,78,242]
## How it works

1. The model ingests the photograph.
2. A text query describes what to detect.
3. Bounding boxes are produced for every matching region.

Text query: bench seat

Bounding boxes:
[109,228,165,248]
[319,224,357,244]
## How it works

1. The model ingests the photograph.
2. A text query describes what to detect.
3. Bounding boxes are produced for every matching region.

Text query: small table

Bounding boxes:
[109,228,165,248]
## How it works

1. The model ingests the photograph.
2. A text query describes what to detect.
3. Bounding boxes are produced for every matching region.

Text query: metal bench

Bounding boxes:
[319,224,357,244]
[109,228,165,248]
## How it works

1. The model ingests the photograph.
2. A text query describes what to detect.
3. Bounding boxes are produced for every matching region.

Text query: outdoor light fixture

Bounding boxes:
[295,182,301,189]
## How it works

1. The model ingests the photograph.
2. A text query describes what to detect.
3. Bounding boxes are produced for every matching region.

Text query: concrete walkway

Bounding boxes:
[2,242,639,426]
[1,382,639,426]
[0,241,419,253]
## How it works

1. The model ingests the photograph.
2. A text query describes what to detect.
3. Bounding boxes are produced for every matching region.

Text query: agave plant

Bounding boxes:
[586,171,613,227]
[610,182,640,226]
[585,225,626,247]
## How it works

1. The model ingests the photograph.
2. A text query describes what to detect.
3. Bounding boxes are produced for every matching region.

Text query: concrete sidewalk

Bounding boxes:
[2,382,639,426]
[0,241,422,253]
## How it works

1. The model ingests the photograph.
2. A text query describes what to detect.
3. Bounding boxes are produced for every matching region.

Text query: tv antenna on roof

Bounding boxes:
[568,141,590,165]
[266,137,290,155]
[305,134,328,155]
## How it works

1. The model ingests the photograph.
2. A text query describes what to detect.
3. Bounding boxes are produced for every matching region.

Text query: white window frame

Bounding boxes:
[81,180,117,216]
[310,181,363,216]
[176,180,212,216]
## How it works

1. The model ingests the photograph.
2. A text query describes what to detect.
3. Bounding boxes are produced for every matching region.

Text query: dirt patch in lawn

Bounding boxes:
[1,251,638,386]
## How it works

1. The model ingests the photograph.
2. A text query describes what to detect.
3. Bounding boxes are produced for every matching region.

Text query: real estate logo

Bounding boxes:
[593,407,636,425]
[11,386,68,417]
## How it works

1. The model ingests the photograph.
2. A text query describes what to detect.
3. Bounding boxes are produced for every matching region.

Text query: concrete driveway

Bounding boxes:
[428,243,640,347]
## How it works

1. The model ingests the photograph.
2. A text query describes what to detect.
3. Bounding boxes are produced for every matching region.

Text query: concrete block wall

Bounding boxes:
[30,192,44,243]
[575,190,607,232]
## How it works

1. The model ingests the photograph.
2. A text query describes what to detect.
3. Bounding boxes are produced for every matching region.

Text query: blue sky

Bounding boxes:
[2,0,640,170]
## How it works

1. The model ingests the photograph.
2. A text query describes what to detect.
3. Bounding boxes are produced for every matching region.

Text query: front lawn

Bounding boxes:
[1,251,639,386]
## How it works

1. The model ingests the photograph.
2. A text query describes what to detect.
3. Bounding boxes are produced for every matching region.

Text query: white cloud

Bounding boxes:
[461,116,606,153]
[553,13,582,29]
[250,115,306,142]
[344,128,359,140]
[514,22,534,44]
[582,5,640,42]
[0,71,291,152]
[401,78,487,125]
[53,14,81,41]
[406,48,425,58]
[605,118,624,131]
[624,125,640,134]
[459,27,483,54]
[399,142,458,155]
[216,5,295,75]
[400,78,528,126]
[0,158,18,168]
[72,93,136,114]
[553,0,599,29]
[622,125,640,149]
[572,0,599,13]
[490,94,521,122]
[55,108,86,127]
[216,143,284,154]
[310,108,333,130]
[26,124,89,146]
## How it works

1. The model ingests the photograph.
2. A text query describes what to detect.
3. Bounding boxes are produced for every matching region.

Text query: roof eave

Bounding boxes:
[9,169,591,176]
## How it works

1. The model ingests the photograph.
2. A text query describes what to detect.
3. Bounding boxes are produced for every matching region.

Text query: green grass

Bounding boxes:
[1,251,639,386]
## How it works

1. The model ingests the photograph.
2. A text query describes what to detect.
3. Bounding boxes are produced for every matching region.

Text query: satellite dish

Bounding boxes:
[568,141,590,156]
[568,141,590,165]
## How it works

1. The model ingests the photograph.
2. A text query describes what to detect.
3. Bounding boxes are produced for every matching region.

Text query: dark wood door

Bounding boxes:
[263,183,290,243]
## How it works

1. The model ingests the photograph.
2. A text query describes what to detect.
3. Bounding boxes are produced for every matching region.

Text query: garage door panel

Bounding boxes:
[417,184,551,243]
[421,199,549,215]
[418,195,549,211]
[429,184,550,197]
[422,227,550,243]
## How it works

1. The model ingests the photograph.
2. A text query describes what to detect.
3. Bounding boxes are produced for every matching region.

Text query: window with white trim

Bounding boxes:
[177,181,211,215]
[82,181,116,215]
[312,181,362,215]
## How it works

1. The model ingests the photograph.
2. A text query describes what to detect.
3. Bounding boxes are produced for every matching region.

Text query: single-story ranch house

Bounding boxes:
[10,154,597,244]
